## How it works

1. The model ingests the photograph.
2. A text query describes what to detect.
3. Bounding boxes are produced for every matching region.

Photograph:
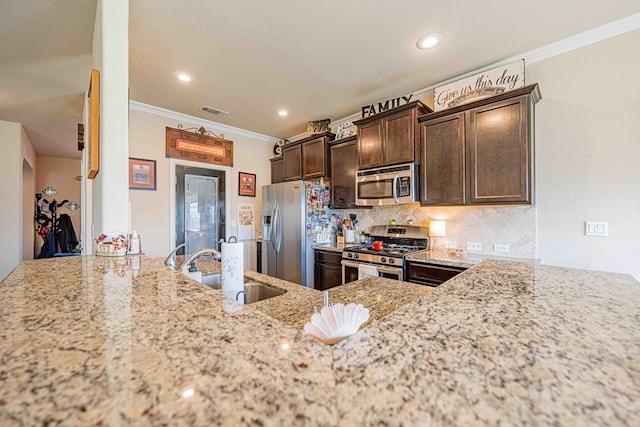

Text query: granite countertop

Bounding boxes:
[311,244,533,269]
[1,255,639,425]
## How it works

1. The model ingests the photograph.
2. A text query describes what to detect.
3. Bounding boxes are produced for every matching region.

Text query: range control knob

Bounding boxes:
[380,257,387,263]
[388,258,395,264]
[354,254,359,260]
[347,253,353,258]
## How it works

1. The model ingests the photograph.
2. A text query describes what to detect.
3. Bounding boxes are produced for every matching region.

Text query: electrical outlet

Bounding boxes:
[467,242,482,252]
[585,221,608,237]
[445,241,458,249]
[494,243,510,253]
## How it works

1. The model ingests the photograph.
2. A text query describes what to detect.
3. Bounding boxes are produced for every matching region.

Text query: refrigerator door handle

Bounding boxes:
[268,203,277,250]
[273,203,282,253]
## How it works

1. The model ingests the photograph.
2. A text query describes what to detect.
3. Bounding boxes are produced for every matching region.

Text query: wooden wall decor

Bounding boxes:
[165,126,233,167]
[87,69,100,179]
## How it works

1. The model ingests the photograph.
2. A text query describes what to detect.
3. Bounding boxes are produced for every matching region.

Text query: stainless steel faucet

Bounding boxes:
[164,243,186,269]
[179,248,223,272]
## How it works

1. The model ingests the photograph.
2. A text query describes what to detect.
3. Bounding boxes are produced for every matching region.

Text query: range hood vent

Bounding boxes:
[200,105,229,117]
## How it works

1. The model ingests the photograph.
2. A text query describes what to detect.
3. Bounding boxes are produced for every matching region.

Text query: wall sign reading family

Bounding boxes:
[238,172,256,197]
[434,60,525,111]
[361,94,414,117]
[129,158,157,190]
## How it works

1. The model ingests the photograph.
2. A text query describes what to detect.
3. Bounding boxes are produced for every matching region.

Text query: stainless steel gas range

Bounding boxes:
[341,225,429,284]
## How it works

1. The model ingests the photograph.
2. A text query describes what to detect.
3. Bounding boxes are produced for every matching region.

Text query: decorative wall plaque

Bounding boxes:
[434,60,525,111]
[165,126,233,167]
[307,119,330,135]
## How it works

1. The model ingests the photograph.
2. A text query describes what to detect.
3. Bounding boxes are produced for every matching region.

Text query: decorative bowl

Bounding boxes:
[96,232,128,257]
[304,303,370,345]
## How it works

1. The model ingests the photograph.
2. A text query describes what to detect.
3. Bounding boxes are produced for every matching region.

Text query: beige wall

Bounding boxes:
[528,29,640,279]
[36,156,82,254]
[0,120,37,281]
[128,108,274,261]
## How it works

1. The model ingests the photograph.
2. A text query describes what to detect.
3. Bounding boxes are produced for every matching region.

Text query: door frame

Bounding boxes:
[169,158,231,251]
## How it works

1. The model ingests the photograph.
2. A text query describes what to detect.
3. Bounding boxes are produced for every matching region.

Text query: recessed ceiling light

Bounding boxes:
[175,72,193,82]
[278,110,288,117]
[416,32,444,50]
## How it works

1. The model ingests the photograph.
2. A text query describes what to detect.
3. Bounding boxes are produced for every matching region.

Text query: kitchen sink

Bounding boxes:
[186,272,285,304]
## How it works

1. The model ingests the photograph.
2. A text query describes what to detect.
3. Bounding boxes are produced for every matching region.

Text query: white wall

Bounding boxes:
[128,107,275,262]
[528,29,640,280]
[0,120,37,281]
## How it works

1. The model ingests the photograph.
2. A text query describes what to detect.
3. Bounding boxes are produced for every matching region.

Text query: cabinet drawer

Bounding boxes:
[314,249,342,266]
[406,262,466,286]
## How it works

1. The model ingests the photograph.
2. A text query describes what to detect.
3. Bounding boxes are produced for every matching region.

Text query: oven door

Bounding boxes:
[341,260,404,284]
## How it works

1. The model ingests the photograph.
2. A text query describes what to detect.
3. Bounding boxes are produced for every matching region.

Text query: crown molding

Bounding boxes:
[129,100,279,143]
[322,13,640,135]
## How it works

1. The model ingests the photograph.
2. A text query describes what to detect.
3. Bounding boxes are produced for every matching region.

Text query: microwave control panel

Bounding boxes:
[398,176,412,196]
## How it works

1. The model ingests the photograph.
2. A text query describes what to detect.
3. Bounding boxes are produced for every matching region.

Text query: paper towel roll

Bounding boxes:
[222,241,244,303]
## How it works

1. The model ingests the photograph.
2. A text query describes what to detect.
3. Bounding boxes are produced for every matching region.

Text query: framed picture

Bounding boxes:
[238,172,256,197]
[129,158,157,190]
[87,69,100,179]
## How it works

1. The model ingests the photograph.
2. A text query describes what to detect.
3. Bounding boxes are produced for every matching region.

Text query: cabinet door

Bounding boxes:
[330,139,357,208]
[314,263,342,290]
[282,144,302,181]
[384,109,415,165]
[420,113,465,205]
[466,96,531,204]
[270,158,284,184]
[302,137,326,179]
[357,120,383,169]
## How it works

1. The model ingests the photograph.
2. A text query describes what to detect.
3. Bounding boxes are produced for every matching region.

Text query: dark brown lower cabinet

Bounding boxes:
[314,249,342,290]
[405,261,466,287]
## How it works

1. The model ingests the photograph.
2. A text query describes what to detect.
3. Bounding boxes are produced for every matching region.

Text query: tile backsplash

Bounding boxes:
[340,204,536,259]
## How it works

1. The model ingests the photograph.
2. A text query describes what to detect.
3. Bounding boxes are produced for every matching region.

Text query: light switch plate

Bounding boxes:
[585,221,608,237]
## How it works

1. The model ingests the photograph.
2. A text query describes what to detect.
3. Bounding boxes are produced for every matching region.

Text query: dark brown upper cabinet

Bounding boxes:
[419,112,466,205]
[270,157,284,184]
[354,101,432,169]
[328,135,357,209]
[418,83,541,206]
[282,143,302,181]
[280,131,334,182]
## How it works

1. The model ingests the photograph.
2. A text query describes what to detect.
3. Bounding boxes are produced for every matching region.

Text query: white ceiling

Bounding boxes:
[2,1,640,159]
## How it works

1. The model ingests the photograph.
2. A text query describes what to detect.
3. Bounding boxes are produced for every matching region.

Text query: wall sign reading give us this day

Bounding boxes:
[434,60,525,111]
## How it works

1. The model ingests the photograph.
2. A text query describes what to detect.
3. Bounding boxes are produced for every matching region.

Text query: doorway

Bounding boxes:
[175,165,226,255]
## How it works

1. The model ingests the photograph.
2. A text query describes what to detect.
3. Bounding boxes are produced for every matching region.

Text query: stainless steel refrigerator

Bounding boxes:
[262,181,315,287]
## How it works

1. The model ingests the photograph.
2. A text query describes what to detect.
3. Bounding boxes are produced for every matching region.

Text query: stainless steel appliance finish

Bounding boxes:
[262,181,314,287]
[341,224,429,284]
[355,163,418,206]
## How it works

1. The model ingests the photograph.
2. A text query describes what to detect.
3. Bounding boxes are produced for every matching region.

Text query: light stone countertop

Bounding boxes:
[1,255,639,426]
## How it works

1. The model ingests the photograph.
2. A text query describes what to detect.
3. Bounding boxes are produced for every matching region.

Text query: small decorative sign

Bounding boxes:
[335,122,357,140]
[166,126,233,166]
[434,60,525,111]
[361,94,414,118]
[307,119,330,135]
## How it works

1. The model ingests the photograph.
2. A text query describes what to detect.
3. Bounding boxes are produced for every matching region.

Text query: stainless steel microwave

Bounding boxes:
[355,163,418,206]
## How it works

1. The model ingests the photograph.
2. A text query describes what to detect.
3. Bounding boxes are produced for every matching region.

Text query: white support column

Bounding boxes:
[94,0,130,234]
